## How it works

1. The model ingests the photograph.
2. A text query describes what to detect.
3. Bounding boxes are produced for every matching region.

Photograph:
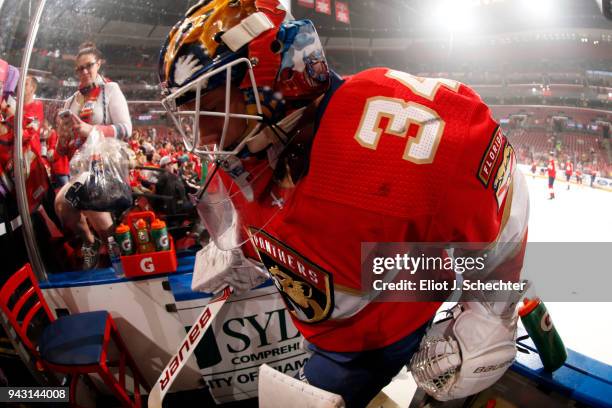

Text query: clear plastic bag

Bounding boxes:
[67,128,132,212]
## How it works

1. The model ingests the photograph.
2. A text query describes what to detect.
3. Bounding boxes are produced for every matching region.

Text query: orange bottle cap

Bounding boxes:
[115,223,130,234]
[151,218,166,230]
[518,297,540,317]
[135,218,147,229]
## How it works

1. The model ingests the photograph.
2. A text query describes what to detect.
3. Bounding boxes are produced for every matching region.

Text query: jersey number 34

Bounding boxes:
[354,70,459,164]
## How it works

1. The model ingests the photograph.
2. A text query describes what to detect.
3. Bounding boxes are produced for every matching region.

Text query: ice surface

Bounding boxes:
[382,172,611,408]
[522,172,612,366]
[524,173,612,243]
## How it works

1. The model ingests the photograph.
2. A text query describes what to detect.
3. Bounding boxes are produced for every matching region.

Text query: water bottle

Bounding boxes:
[107,236,124,277]
[151,218,170,251]
[519,298,567,371]
[135,218,156,254]
[115,223,134,255]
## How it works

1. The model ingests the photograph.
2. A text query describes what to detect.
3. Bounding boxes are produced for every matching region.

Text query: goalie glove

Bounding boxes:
[409,301,518,401]
[192,240,269,296]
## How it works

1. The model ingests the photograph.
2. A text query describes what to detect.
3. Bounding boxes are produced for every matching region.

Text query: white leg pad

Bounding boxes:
[258,364,345,408]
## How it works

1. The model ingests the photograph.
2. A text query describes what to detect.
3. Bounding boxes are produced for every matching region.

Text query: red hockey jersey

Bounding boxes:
[23,100,43,157]
[0,118,50,214]
[46,129,70,176]
[228,68,529,352]
[548,158,556,178]
[565,161,573,176]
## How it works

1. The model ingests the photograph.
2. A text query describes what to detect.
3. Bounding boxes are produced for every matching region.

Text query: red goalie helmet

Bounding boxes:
[158,0,330,157]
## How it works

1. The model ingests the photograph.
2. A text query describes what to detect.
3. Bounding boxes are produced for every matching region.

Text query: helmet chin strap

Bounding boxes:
[198,96,323,204]
[246,106,306,155]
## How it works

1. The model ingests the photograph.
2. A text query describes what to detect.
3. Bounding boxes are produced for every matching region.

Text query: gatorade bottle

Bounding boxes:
[115,223,134,256]
[135,218,156,253]
[107,236,124,277]
[151,218,170,251]
[519,298,567,371]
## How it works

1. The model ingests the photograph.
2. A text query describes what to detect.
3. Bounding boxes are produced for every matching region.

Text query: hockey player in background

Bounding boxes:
[158,1,529,406]
[590,167,597,187]
[530,160,537,179]
[565,159,573,190]
[576,165,583,185]
[548,152,557,199]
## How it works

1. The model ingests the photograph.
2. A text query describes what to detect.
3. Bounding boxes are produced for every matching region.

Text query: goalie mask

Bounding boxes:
[159,0,330,250]
[158,0,330,158]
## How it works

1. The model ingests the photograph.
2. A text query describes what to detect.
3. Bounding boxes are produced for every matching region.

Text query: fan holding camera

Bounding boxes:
[54,42,133,270]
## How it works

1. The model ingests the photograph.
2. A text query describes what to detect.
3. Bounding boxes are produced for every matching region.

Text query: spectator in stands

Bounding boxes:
[0,65,61,274]
[128,136,139,153]
[138,150,159,189]
[132,128,141,141]
[142,138,155,156]
[159,141,172,157]
[180,160,199,194]
[0,62,29,277]
[23,75,44,157]
[39,118,52,160]
[54,41,132,269]
[153,156,188,215]
[47,113,70,189]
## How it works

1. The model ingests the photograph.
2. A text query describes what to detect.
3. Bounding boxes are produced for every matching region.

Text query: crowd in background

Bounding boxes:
[124,126,203,195]
[1,37,611,274]
[3,40,611,108]
[1,41,208,274]
[39,121,204,197]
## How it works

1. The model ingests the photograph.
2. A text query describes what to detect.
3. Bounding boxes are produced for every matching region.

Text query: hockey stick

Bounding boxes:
[147,286,232,408]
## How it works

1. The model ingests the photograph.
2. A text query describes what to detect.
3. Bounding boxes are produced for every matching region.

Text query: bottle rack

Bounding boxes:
[120,211,178,278]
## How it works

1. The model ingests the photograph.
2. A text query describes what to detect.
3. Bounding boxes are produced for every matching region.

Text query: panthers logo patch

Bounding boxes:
[477,126,505,187]
[249,228,333,324]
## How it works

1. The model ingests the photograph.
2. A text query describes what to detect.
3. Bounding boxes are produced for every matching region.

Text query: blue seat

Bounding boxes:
[39,311,108,366]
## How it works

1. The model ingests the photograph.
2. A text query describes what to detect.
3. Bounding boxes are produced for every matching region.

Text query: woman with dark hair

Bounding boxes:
[55,42,132,269]
[62,41,132,141]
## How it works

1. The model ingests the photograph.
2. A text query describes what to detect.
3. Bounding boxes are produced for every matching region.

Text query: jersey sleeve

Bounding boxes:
[93,82,132,140]
[431,99,529,282]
